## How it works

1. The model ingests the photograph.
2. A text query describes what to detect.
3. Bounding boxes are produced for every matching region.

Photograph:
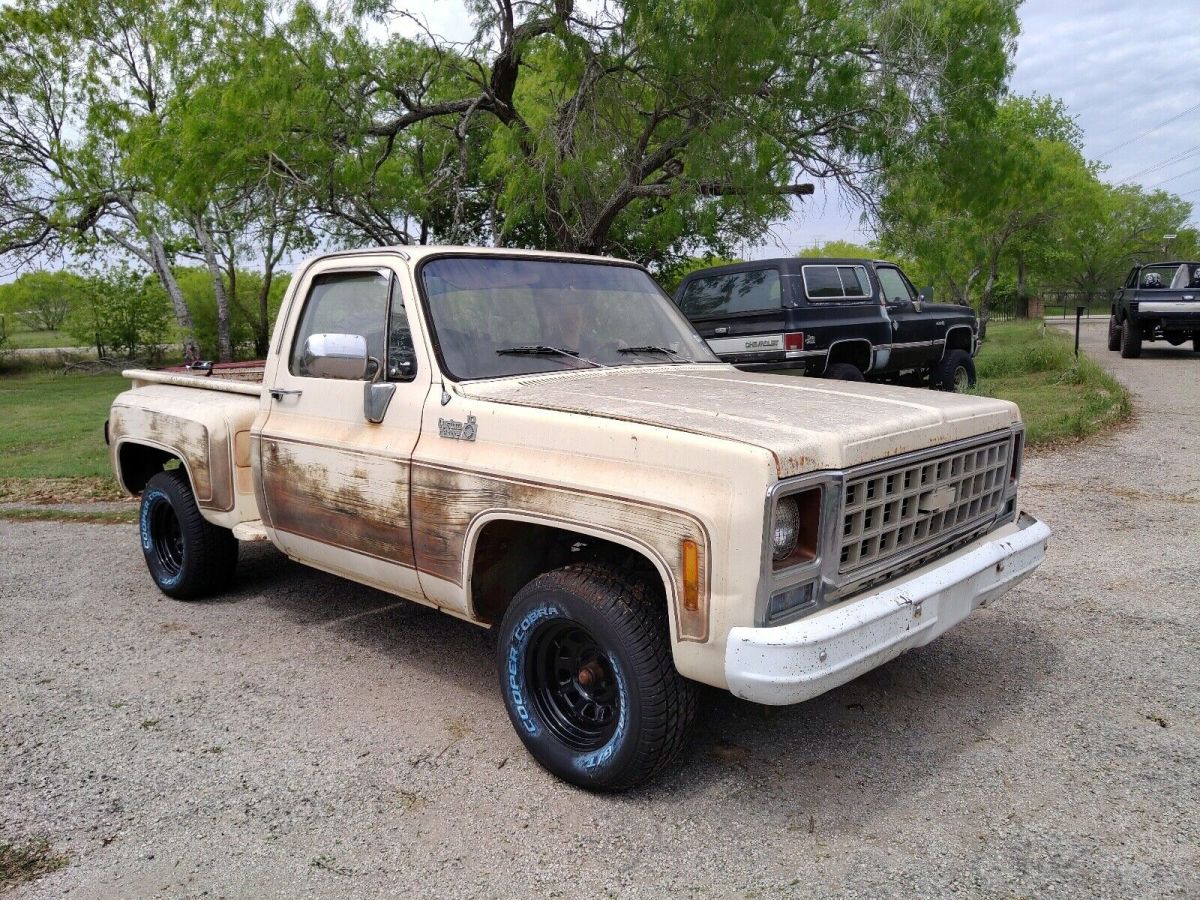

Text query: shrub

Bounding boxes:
[66,266,171,359]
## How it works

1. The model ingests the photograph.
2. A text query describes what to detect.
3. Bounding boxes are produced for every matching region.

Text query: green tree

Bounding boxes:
[796,240,878,260]
[0,270,87,330]
[1054,185,1195,301]
[877,95,1095,318]
[261,0,1018,265]
[67,266,170,358]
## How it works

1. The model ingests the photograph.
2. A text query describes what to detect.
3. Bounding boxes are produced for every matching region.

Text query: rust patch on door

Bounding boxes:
[261,438,415,566]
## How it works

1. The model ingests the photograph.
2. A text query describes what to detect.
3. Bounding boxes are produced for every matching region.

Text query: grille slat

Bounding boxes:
[840,437,1012,578]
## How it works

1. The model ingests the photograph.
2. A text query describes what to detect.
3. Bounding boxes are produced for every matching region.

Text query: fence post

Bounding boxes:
[1075,305,1085,357]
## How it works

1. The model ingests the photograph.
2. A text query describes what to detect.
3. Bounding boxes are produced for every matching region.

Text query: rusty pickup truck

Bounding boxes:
[108,246,1050,789]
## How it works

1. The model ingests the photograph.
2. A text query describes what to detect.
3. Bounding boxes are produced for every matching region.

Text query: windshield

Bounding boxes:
[421,256,720,380]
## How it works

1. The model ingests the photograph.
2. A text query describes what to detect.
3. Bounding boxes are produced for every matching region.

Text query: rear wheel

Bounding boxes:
[932,350,976,392]
[1193,335,1200,353]
[1107,316,1121,351]
[825,362,865,382]
[496,563,696,790]
[140,469,238,599]
[1120,319,1142,359]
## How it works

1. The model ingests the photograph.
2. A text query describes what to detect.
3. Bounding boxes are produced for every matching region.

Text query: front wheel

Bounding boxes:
[932,349,976,392]
[140,469,238,600]
[1107,316,1121,351]
[496,563,697,790]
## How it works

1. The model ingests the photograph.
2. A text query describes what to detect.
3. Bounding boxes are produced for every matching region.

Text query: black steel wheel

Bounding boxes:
[496,563,697,790]
[140,468,238,600]
[528,621,620,752]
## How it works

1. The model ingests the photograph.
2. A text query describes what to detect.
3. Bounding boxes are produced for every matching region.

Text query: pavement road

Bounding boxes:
[2,325,1197,898]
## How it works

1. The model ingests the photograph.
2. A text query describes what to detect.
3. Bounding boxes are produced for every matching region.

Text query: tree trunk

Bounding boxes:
[255,266,273,359]
[979,253,1000,323]
[146,230,199,362]
[193,215,233,362]
[1016,251,1029,319]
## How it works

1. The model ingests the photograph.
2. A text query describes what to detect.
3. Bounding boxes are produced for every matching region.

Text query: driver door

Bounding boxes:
[256,263,429,599]
[877,265,936,369]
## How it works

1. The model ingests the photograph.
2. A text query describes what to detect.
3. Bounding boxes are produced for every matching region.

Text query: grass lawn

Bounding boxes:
[0,371,128,501]
[973,320,1130,446]
[3,328,82,349]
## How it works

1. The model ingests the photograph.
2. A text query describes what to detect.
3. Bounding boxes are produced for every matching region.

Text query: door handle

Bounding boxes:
[269,388,303,401]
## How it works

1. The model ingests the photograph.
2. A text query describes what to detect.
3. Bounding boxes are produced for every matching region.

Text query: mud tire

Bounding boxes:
[932,349,977,392]
[1120,319,1142,359]
[139,469,238,600]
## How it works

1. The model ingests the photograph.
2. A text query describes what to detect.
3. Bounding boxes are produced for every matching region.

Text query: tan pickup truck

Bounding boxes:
[108,246,1050,789]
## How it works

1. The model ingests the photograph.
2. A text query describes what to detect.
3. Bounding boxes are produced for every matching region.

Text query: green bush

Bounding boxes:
[66,267,171,359]
[974,322,1074,378]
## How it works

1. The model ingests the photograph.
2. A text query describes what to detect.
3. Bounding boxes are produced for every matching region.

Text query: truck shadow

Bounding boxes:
[228,540,1060,811]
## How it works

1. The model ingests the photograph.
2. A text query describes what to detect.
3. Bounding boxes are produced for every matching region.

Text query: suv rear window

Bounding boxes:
[802,265,871,300]
[677,268,781,317]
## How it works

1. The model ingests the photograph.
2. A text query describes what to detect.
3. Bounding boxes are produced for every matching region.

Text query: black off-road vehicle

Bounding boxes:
[1108,261,1200,358]
[673,257,980,391]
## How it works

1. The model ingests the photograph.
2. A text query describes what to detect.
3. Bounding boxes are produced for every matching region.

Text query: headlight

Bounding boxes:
[772,497,800,561]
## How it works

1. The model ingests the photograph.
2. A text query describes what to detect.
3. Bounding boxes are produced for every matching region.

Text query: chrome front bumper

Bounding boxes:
[725,513,1051,705]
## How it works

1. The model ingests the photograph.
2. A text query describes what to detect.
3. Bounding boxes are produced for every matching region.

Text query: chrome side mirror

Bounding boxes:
[302,333,369,380]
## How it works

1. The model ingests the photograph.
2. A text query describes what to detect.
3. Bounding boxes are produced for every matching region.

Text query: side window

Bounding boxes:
[875,267,914,303]
[386,278,418,381]
[290,271,390,377]
[677,268,781,317]
[803,265,872,300]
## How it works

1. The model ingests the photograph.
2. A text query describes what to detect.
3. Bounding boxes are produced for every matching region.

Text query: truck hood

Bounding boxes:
[459,365,1020,477]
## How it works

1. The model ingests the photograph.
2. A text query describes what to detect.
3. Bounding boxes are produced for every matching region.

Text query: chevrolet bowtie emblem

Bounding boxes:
[919,485,957,514]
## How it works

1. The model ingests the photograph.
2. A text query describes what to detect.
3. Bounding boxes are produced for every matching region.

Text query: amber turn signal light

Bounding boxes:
[681,539,700,611]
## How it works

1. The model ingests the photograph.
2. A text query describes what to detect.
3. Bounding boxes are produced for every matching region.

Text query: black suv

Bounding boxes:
[673,257,980,391]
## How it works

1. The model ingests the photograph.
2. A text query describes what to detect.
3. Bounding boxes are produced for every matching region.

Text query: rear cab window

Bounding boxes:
[677,268,782,317]
[801,265,872,301]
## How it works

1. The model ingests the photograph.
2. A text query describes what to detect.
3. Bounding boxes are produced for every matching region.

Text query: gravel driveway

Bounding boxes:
[3,325,1197,898]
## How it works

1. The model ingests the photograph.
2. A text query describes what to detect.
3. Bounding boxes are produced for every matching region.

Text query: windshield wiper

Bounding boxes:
[495,345,607,368]
[617,345,687,363]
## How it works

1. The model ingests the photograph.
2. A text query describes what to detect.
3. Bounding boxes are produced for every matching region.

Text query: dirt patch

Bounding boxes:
[0,477,127,504]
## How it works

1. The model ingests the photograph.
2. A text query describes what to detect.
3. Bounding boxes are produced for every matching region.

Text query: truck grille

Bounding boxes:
[839,436,1012,577]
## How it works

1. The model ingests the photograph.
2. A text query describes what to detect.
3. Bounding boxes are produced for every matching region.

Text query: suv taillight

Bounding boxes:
[783,332,805,351]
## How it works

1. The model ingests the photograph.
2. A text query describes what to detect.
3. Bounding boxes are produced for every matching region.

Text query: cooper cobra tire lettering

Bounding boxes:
[494,563,697,790]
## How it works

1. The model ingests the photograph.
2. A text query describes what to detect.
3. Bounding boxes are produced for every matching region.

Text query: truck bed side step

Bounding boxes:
[232,520,269,542]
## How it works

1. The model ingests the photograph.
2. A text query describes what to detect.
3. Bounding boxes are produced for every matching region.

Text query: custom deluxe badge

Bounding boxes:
[438,415,478,441]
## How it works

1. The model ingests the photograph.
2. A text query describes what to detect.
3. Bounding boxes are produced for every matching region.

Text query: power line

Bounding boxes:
[1116,143,1200,184]
[1148,163,1200,189]
[1093,100,1200,160]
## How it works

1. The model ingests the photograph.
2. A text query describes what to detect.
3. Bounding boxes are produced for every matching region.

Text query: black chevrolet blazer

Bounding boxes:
[673,257,980,391]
